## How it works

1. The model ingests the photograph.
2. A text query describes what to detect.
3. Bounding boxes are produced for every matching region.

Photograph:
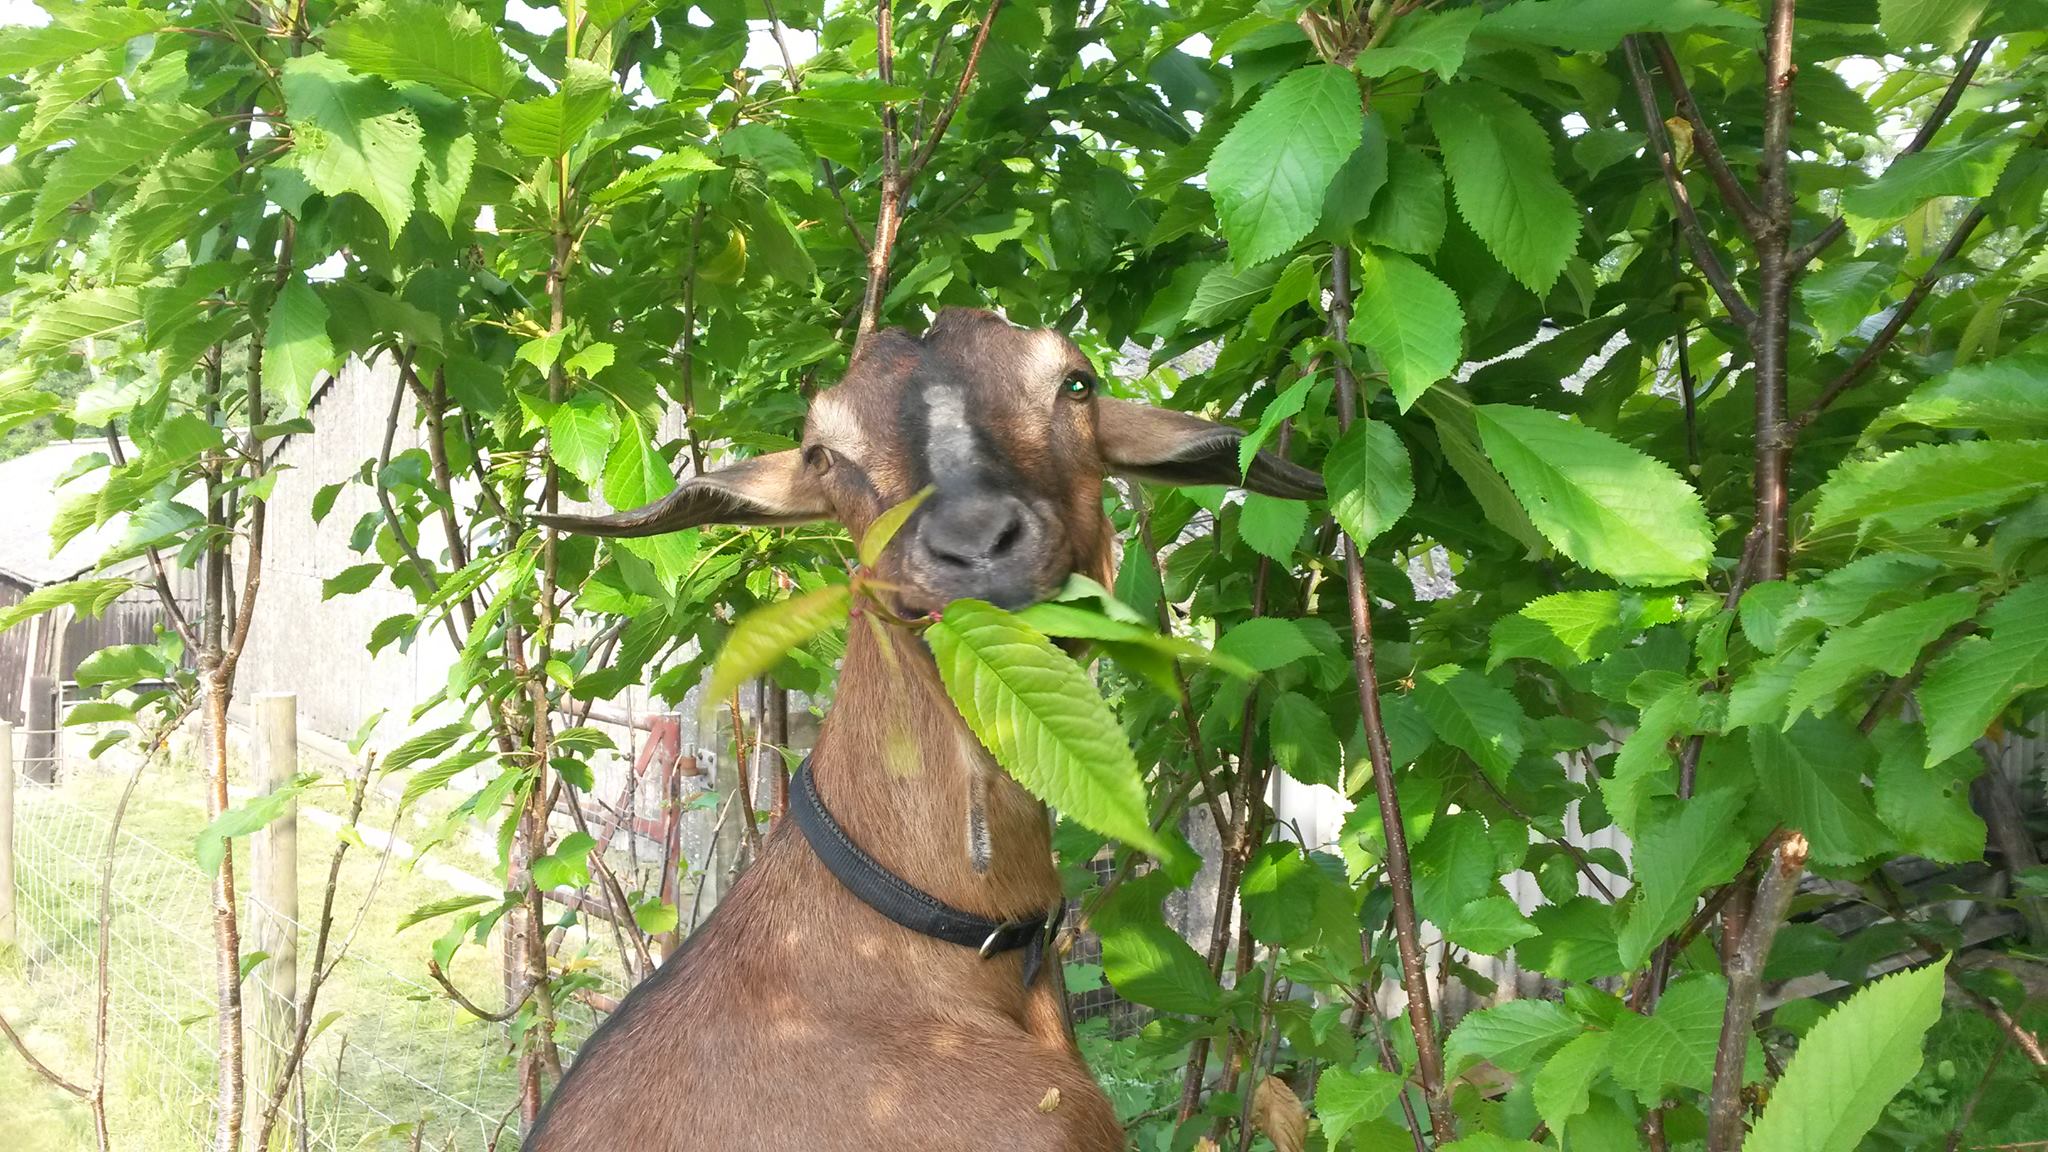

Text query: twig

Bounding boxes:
[101,430,199,653]
[0,1014,89,1098]
[1788,203,1990,432]
[1330,245,1454,1143]
[427,958,532,1024]
[758,0,871,252]
[904,0,1004,182]
[1474,772,1617,900]
[1944,1036,2008,1152]
[378,355,464,651]
[1351,978,1428,1152]
[1858,622,1976,733]
[1706,831,1808,1152]
[1789,39,1994,271]
[1622,37,1758,331]
[1642,34,1762,237]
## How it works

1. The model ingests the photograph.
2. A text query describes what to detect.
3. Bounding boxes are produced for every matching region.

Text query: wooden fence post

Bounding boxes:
[245,693,299,1147]
[25,675,55,785]
[1,720,15,949]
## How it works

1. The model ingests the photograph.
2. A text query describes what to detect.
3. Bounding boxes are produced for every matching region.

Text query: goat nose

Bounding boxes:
[919,494,1032,568]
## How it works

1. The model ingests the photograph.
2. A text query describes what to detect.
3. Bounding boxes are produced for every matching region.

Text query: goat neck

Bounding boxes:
[801,615,1059,922]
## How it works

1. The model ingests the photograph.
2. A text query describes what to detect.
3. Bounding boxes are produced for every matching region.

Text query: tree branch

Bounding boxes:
[0,1013,90,1098]
[1329,244,1455,1144]
[1622,37,1758,331]
[904,0,1004,183]
[1642,34,1762,237]
[1706,832,1808,1152]
[758,0,871,253]
[1788,39,1993,271]
[1788,203,1988,432]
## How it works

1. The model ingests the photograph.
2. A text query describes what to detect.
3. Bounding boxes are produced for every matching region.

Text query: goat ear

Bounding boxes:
[1097,398,1324,501]
[535,450,829,538]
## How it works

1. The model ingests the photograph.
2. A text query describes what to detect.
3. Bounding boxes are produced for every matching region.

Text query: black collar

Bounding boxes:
[789,758,1064,986]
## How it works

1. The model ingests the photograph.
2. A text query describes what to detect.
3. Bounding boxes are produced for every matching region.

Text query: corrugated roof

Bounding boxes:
[0,438,142,587]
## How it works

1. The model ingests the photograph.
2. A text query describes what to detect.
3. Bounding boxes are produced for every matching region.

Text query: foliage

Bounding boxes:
[3,0,2046,1149]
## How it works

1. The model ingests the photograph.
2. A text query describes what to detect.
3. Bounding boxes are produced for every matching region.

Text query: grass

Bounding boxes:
[1,748,628,1151]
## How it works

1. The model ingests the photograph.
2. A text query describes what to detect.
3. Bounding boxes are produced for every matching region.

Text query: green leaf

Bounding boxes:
[396,894,491,932]
[531,830,597,890]
[110,147,241,265]
[1783,591,1979,722]
[196,780,305,875]
[1348,249,1464,409]
[548,391,618,487]
[1097,874,1222,1015]
[1185,260,1282,326]
[704,584,851,708]
[1239,493,1308,561]
[1361,145,1447,256]
[0,7,167,74]
[322,563,382,599]
[1412,664,1525,781]
[1418,391,1548,556]
[1208,64,1364,267]
[1878,0,1990,52]
[1475,0,1757,51]
[1745,958,1948,1152]
[928,601,1167,858]
[1413,812,1504,925]
[64,700,135,727]
[1445,894,1540,955]
[20,287,143,356]
[1871,721,1985,864]
[281,54,427,238]
[859,487,935,568]
[382,722,472,775]
[1617,791,1751,969]
[1608,973,1725,1098]
[1753,720,1894,867]
[502,59,617,158]
[1841,134,2017,244]
[1269,691,1340,788]
[29,102,209,238]
[1356,11,1480,80]
[1488,590,1632,671]
[0,578,133,634]
[1917,578,2048,765]
[1532,1031,1611,1135]
[1215,617,1322,673]
[1239,376,1318,477]
[1317,1065,1406,1145]
[74,644,171,689]
[327,0,518,100]
[1473,404,1712,586]
[1326,418,1415,545]
[1445,999,1579,1075]
[593,147,722,206]
[400,749,494,810]
[265,281,336,417]
[1870,354,2048,439]
[1812,440,2048,531]
[1799,261,1896,350]
[1240,842,1321,945]
[1426,84,1582,295]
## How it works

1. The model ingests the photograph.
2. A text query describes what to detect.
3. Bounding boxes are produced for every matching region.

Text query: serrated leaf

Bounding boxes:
[1348,249,1464,409]
[1799,260,1896,350]
[20,286,143,356]
[1783,591,1979,722]
[1617,790,1751,969]
[400,749,495,809]
[1239,376,1318,477]
[594,147,722,205]
[197,780,305,876]
[705,584,850,708]
[1426,84,1582,294]
[1269,691,1340,788]
[0,7,167,74]
[396,894,491,932]
[265,281,336,417]
[382,723,472,775]
[1841,134,2017,244]
[1186,260,1282,326]
[1412,664,1525,781]
[1208,64,1363,267]
[327,0,518,100]
[1870,721,1985,864]
[1532,1031,1610,1134]
[1099,900,1222,1015]
[1361,144,1447,256]
[0,578,134,634]
[1317,1065,1406,1145]
[1811,440,2048,531]
[1917,578,2048,765]
[1745,959,1948,1152]
[532,830,597,890]
[29,102,209,238]
[1239,493,1308,562]
[282,54,427,238]
[1475,0,1757,51]
[858,487,934,569]
[1869,353,2048,440]
[1445,894,1540,955]
[1488,590,1630,671]
[1607,973,1724,1098]
[110,147,241,265]
[928,600,1167,857]
[1444,999,1579,1075]
[1013,600,1253,682]
[1355,8,1481,81]
[1215,617,1323,673]
[502,59,616,158]
[1753,719,1894,867]
[548,391,618,487]
[1325,417,1415,547]
[1878,0,1990,52]
[1473,404,1712,586]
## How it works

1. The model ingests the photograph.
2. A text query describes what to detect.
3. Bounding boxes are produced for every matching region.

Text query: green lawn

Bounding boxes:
[1,752,625,1151]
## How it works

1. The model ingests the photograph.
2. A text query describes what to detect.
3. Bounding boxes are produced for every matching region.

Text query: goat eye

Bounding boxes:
[803,444,832,473]
[1062,372,1096,400]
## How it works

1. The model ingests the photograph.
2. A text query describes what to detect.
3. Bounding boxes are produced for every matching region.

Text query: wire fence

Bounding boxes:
[3,741,620,1152]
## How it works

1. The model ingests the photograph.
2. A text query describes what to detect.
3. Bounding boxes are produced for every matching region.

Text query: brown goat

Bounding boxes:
[525,309,1320,1151]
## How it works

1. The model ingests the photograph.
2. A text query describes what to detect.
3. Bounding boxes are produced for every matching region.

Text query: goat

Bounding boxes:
[525,309,1322,1151]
